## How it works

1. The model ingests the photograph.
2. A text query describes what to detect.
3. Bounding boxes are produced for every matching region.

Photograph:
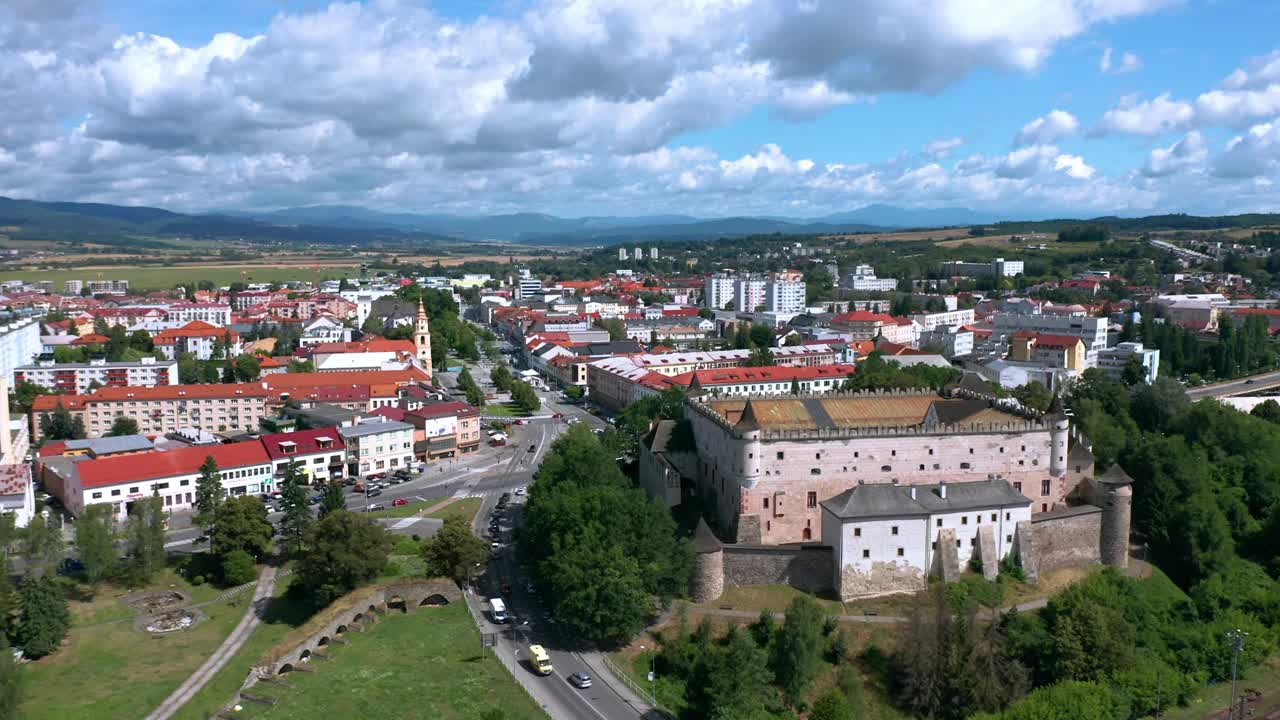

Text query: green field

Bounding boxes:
[225,601,547,720]
[21,571,255,720]
[0,264,361,291]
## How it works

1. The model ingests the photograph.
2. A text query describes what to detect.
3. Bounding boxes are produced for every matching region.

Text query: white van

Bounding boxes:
[488,597,508,624]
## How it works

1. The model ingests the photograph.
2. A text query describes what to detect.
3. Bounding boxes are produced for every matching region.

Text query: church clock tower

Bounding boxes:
[415,298,433,379]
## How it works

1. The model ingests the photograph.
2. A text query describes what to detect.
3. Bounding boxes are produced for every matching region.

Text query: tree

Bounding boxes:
[490,365,514,392]
[10,380,50,415]
[510,380,541,413]
[279,461,313,558]
[16,576,70,659]
[127,494,167,582]
[21,514,62,579]
[221,550,257,586]
[295,510,391,607]
[287,358,316,373]
[0,634,20,719]
[210,495,274,560]
[1252,398,1280,424]
[972,681,1127,720]
[421,515,489,583]
[232,354,261,382]
[810,689,855,720]
[772,595,825,706]
[1011,382,1052,413]
[1120,354,1148,386]
[105,416,139,437]
[596,318,627,342]
[692,628,778,720]
[75,505,116,586]
[38,403,85,441]
[221,364,236,383]
[194,456,223,540]
[318,479,347,519]
[746,346,775,367]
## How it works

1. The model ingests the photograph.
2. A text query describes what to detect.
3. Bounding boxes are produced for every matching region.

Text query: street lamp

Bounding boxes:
[1227,628,1248,720]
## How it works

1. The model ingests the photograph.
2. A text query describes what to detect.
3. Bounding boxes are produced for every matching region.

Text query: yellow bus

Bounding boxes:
[528,645,553,676]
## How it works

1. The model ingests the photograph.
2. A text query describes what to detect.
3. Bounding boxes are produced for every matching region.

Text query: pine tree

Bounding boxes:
[194,456,222,540]
[280,461,313,558]
[318,479,346,519]
[0,633,20,718]
[16,576,70,659]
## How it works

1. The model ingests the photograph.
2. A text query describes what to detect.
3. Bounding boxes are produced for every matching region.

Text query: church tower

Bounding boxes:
[415,299,433,378]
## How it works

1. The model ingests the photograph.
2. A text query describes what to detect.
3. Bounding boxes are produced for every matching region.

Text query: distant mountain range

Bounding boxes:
[4,195,1276,248]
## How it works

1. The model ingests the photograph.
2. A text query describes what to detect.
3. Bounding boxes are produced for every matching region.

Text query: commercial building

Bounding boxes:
[338,417,416,478]
[14,356,178,395]
[939,258,1025,278]
[842,266,899,292]
[406,401,483,459]
[1096,342,1160,384]
[30,383,271,441]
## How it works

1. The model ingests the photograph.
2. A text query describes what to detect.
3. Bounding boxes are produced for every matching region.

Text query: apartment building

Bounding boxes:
[338,417,416,477]
[261,428,347,486]
[14,356,178,395]
[764,278,806,314]
[939,258,1025,277]
[704,274,737,310]
[30,383,271,441]
[1,317,41,386]
[154,321,242,361]
[910,309,976,332]
[1096,342,1160,384]
[992,312,1108,361]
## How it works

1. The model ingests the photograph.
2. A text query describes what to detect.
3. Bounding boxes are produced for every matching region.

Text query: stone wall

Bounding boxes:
[722,544,833,593]
[1031,506,1101,574]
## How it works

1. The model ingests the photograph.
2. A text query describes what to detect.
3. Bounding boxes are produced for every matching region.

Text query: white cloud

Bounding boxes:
[1100,47,1142,74]
[924,137,964,158]
[1053,153,1095,179]
[1213,121,1280,179]
[1093,93,1194,135]
[1015,109,1079,146]
[1142,130,1207,177]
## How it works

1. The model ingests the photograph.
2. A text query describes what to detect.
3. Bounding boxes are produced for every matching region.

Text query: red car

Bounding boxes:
[552,412,564,419]
[392,498,410,507]
[501,583,512,596]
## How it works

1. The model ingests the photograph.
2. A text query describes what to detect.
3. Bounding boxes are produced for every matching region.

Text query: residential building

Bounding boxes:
[64,280,83,295]
[1097,342,1160,384]
[300,315,352,346]
[918,326,975,358]
[830,311,918,345]
[0,382,34,527]
[910,309,976,332]
[260,428,347,487]
[704,274,736,310]
[735,276,767,313]
[311,338,417,372]
[14,356,178,395]
[842,266,898,292]
[404,401,482,459]
[764,277,806,314]
[515,270,543,300]
[154,321,242,361]
[1,317,42,386]
[618,248,628,261]
[992,312,1108,361]
[29,383,271,441]
[339,417,416,477]
[670,365,857,397]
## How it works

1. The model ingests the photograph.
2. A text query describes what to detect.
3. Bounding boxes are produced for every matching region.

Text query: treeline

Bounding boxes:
[1056,224,1111,243]
[520,425,691,645]
[1130,310,1277,382]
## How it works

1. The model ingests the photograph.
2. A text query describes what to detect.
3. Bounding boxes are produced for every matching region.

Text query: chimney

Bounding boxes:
[939,481,947,499]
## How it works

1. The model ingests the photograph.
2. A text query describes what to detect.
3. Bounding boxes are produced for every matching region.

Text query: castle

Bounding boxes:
[640,375,1132,601]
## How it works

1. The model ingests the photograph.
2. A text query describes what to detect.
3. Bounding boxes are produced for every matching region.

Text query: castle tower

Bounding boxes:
[1046,394,1069,478]
[690,519,725,603]
[414,299,433,379]
[735,398,762,488]
[1097,464,1134,568]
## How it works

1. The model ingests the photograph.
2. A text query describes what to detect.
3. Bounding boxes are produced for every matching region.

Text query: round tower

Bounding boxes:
[735,398,762,488]
[690,519,725,603]
[1101,483,1132,568]
[1046,394,1069,477]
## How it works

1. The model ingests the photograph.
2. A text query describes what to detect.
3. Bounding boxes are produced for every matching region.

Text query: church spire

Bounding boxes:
[415,297,433,379]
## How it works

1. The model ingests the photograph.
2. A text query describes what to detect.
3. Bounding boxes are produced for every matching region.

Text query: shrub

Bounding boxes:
[192,575,205,586]
[221,550,257,587]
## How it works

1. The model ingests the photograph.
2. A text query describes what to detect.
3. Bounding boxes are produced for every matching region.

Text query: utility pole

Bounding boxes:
[1227,628,1248,720]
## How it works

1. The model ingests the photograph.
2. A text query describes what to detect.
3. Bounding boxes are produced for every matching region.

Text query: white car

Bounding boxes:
[514,487,526,496]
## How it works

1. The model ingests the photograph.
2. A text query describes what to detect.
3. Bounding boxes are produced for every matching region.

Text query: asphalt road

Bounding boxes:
[1186,368,1280,399]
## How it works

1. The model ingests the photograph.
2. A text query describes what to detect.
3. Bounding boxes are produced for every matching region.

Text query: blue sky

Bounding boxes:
[3,0,1280,218]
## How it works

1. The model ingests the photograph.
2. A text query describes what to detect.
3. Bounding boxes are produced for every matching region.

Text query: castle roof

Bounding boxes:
[693,518,723,553]
[1097,464,1134,486]
[735,398,761,431]
[821,478,1030,520]
[704,392,1027,433]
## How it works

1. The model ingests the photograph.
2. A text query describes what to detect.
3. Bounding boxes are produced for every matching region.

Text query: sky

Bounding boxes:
[4,0,1280,220]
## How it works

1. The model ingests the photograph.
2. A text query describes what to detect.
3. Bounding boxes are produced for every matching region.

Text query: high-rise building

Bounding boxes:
[735,276,767,313]
[633,247,644,260]
[64,280,83,294]
[764,277,806,314]
[1,318,41,387]
[618,248,628,261]
[649,247,659,260]
[704,274,736,310]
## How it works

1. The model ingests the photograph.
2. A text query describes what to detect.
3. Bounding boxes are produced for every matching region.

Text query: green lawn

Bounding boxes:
[225,602,547,720]
[479,402,526,417]
[0,264,360,291]
[170,582,316,720]
[66,567,224,627]
[379,496,481,520]
[21,579,248,720]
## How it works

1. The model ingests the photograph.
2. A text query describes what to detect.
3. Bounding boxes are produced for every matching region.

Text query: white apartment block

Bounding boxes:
[704,274,737,310]
[910,309,976,332]
[64,280,83,294]
[14,356,178,395]
[918,326,975,358]
[1,317,41,387]
[339,418,416,477]
[939,258,1025,278]
[1096,342,1160,384]
[764,278,807,314]
[992,313,1109,361]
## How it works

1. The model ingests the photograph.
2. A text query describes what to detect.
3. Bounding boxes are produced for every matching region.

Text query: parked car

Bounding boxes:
[309,495,322,505]
[569,672,593,689]
[392,498,410,507]
[527,445,536,453]
[367,488,383,498]
[365,503,385,512]
[552,412,564,419]
[514,487,526,496]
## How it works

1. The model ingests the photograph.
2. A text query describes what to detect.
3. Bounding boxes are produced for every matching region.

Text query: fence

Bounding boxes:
[600,652,676,719]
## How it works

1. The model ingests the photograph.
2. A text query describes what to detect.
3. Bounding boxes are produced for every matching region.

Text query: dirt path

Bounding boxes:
[143,566,280,720]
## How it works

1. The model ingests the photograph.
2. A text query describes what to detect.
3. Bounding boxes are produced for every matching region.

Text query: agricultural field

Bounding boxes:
[0,264,363,291]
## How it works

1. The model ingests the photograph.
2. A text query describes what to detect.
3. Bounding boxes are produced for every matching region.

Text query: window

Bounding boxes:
[180,479,189,486]
[92,492,102,499]
[976,515,981,523]
[763,498,770,509]
[854,452,859,458]
[969,447,974,454]
[129,487,139,494]
[961,516,968,525]
[991,513,997,522]
[931,541,937,549]
[1007,535,1013,543]
[810,468,821,475]
[854,528,861,537]
[1006,512,1011,521]
[897,548,904,557]
[933,463,941,470]
[807,492,817,509]
[971,538,977,547]
[881,465,892,472]
[960,462,971,469]
[111,489,121,497]
[936,518,942,527]
[1014,482,1022,493]
[928,448,934,455]
[802,528,812,540]
[891,526,899,536]
[919,464,925,470]
[766,521,770,532]
[1041,480,1051,495]
[815,452,821,460]
[776,451,785,460]
[862,549,870,559]
[1042,503,1048,512]
[956,540,961,548]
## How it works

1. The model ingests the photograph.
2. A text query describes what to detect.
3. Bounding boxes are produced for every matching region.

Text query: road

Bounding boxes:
[1185,368,1280,400]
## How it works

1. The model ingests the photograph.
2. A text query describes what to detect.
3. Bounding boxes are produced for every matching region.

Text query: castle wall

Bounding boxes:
[1030,506,1101,573]
[722,544,833,593]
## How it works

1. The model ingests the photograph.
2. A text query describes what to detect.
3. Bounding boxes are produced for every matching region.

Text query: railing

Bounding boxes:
[600,652,675,718]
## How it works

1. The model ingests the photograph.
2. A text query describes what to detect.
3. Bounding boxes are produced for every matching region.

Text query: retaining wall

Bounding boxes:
[1031,506,1101,574]
[722,544,833,593]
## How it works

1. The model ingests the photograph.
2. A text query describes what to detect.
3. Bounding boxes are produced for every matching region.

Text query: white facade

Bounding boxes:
[939,258,1025,277]
[1,318,42,387]
[1097,342,1160,384]
[918,326,975,358]
[911,309,976,331]
[300,316,352,347]
[15,357,178,395]
[339,419,416,477]
[167,303,232,326]
[843,266,899,292]
[704,274,736,310]
[992,313,1109,360]
[764,279,806,314]
[71,457,273,520]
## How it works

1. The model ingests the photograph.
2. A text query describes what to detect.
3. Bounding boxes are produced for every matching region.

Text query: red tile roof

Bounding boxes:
[409,401,479,420]
[154,320,239,341]
[259,428,345,460]
[90,384,269,402]
[71,334,112,345]
[1015,332,1083,349]
[76,442,270,489]
[672,364,857,386]
[263,368,428,389]
[31,395,88,412]
[832,311,898,324]
[309,339,416,355]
